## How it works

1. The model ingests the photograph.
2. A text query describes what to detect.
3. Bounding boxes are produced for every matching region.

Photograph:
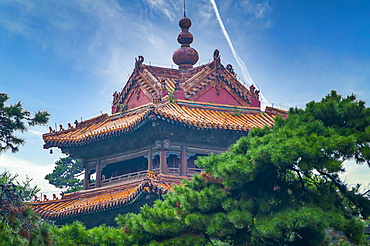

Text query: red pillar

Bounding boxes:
[180,145,187,176]
[148,147,153,171]
[160,149,167,174]
[95,159,102,188]
[83,165,90,190]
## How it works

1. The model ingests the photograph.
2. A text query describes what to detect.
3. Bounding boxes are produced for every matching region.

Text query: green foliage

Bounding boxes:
[0,204,59,246]
[50,221,127,246]
[0,171,54,246]
[0,171,126,245]
[119,103,127,114]
[117,91,370,245]
[45,157,83,194]
[0,206,38,246]
[0,171,40,201]
[0,92,50,154]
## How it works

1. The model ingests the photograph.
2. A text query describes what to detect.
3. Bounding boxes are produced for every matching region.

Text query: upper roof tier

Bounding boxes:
[111,50,261,115]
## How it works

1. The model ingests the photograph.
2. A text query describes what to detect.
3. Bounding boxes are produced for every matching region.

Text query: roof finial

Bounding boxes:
[172,7,199,70]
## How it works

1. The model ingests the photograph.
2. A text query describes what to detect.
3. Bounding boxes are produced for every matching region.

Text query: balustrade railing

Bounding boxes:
[167,167,180,176]
[88,170,148,188]
[101,170,148,187]
[152,168,160,173]
[87,167,205,189]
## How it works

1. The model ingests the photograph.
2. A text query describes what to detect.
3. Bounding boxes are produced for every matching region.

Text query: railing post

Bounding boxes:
[180,145,187,176]
[148,147,153,171]
[95,159,102,188]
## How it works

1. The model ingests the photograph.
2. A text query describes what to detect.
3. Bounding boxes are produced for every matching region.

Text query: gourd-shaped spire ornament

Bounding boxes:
[172,9,199,70]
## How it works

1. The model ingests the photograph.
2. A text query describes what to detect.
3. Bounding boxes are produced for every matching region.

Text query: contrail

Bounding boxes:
[209,0,269,106]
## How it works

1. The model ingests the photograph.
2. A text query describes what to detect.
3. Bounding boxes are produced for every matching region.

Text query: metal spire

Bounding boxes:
[184,0,186,17]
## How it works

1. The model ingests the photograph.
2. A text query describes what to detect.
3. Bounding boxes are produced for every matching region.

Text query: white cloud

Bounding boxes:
[28,129,43,136]
[197,4,214,28]
[143,0,180,21]
[0,154,62,199]
[238,0,272,29]
[199,10,211,22]
[163,8,175,21]
[147,33,166,47]
[0,0,145,87]
[0,0,188,90]
[241,0,271,19]
[254,2,271,18]
[339,160,370,190]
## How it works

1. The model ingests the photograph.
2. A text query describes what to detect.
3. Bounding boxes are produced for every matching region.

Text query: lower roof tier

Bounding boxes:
[28,172,186,222]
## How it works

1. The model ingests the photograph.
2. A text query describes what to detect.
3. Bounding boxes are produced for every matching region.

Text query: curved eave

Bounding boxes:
[43,103,274,149]
[28,173,183,221]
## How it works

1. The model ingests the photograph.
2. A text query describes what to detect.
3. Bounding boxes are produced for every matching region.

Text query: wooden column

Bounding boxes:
[148,147,153,171]
[95,159,102,188]
[180,145,187,176]
[84,165,90,190]
[160,149,167,174]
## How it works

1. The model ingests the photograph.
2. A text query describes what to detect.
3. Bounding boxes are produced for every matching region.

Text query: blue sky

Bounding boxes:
[1,0,369,197]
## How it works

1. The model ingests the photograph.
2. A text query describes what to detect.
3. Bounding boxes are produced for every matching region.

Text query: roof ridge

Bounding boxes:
[176,99,260,112]
[111,102,154,118]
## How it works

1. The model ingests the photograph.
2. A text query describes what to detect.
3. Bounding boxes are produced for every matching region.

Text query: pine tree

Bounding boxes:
[0,171,40,201]
[0,171,54,246]
[116,91,370,245]
[0,92,50,154]
[45,157,84,194]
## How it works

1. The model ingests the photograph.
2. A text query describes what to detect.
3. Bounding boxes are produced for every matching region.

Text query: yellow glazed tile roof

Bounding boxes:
[43,101,275,148]
[28,172,185,220]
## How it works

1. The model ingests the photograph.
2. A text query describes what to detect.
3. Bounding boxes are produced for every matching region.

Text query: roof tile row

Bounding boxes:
[29,172,184,220]
[43,101,275,148]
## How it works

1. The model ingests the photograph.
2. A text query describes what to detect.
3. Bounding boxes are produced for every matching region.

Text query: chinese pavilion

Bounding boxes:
[29,13,286,228]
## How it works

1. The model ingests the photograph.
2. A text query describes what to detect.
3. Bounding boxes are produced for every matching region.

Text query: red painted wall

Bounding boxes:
[250,98,261,108]
[195,87,241,106]
[126,90,151,109]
